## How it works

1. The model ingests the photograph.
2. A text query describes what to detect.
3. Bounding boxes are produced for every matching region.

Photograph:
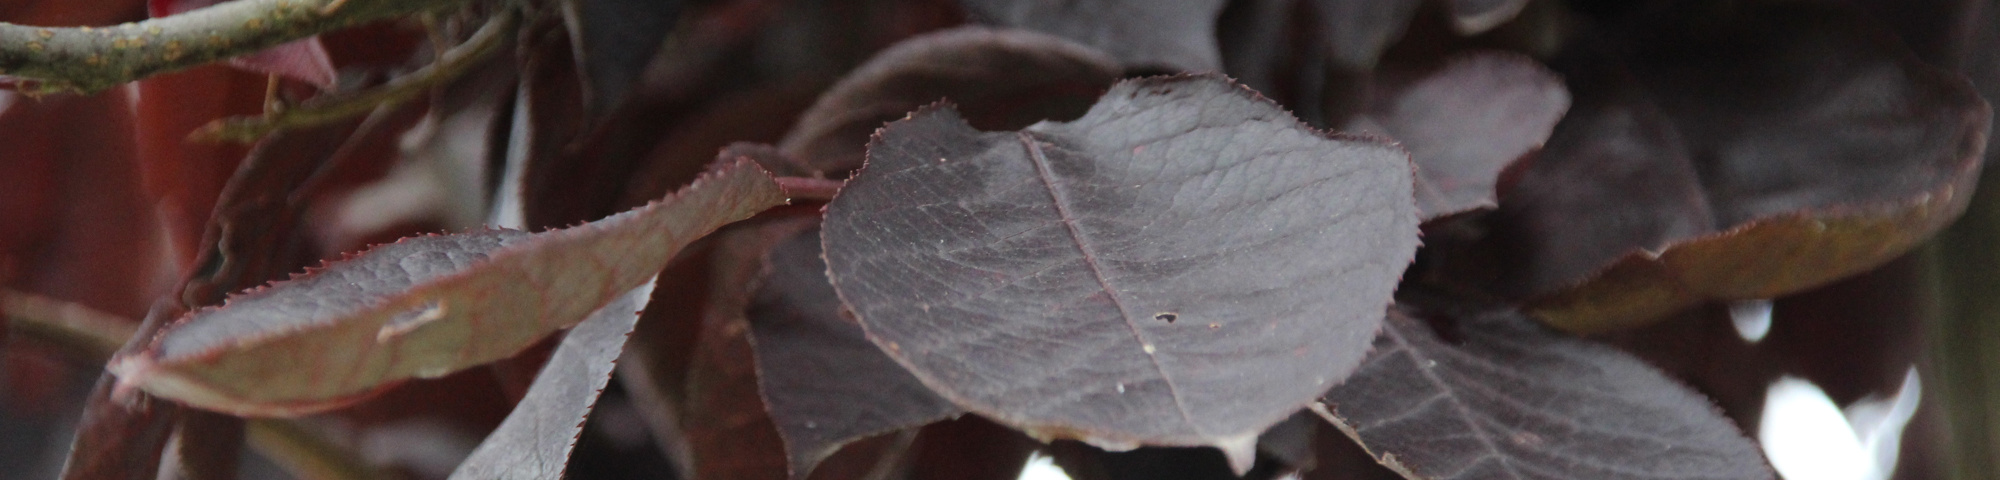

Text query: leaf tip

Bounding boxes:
[1213,432,1259,476]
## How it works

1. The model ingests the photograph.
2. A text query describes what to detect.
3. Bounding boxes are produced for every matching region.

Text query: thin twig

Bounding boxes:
[2,289,134,358]
[0,0,473,94]
[4,290,392,480]
[191,9,516,143]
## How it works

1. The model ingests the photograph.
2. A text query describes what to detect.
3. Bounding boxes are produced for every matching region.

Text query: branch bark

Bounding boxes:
[192,8,516,143]
[0,0,475,94]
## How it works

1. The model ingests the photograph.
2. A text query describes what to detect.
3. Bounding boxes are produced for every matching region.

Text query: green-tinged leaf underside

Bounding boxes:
[110,159,785,416]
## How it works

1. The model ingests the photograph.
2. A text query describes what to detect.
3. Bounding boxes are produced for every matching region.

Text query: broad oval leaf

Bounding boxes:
[448,280,656,480]
[1353,51,1569,220]
[957,0,1229,72]
[748,227,964,479]
[821,74,1420,465]
[1491,4,1991,332]
[108,159,786,416]
[1317,306,1773,480]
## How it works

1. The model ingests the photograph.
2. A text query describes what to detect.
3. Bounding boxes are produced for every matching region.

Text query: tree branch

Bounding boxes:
[0,0,475,94]
[2,289,134,359]
[192,8,516,143]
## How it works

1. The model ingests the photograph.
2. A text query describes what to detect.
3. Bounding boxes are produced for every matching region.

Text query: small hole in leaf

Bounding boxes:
[1155,313,1177,323]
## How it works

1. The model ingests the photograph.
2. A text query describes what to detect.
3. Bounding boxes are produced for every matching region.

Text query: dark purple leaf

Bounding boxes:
[1300,418,1401,480]
[1443,0,1529,35]
[956,0,1228,71]
[1310,0,1421,69]
[447,280,656,480]
[514,12,601,230]
[559,0,682,115]
[167,410,245,480]
[61,376,175,480]
[1317,306,1773,480]
[1353,51,1568,220]
[1255,412,1318,472]
[778,26,1121,176]
[822,74,1420,472]
[610,198,840,480]
[748,227,964,478]
[1487,3,1989,331]
[618,86,831,216]
[1586,305,1775,442]
[677,217,817,480]
[900,416,1043,480]
[1213,0,1295,97]
[107,160,784,416]
[1475,53,1715,302]
[60,301,186,480]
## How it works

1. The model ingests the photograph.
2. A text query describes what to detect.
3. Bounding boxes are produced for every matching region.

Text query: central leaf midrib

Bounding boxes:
[1015,131,1200,433]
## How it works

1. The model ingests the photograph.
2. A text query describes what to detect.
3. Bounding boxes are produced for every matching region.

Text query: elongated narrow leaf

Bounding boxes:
[449,280,656,480]
[108,159,785,416]
[822,74,1419,471]
[748,228,964,478]
[957,0,1228,71]
[1316,306,1772,480]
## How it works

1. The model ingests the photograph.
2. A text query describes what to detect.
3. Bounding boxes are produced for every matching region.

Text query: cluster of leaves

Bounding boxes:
[1,0,1995,479]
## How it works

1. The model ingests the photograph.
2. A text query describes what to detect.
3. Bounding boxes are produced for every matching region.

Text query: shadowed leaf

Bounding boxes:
[107,159,785,416]
[1316,306,1773,480]
[1310,0,1421,69]
[778,26,1122,176]
[447,280,656,480]
[822,74,1419,472]
[559,0,683,115]
[901,416,1042,480]
[956,0,1228,71]
[677,214,817,480]
[1492,4,1990,331]
[748,228,963,478]
[1255,412,1318,473]
[1352,51,1568,220]
[1478,54,1713,303]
